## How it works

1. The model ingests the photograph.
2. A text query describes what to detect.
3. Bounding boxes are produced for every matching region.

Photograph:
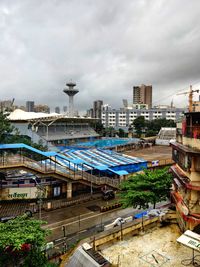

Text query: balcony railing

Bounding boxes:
[183,126,200,139]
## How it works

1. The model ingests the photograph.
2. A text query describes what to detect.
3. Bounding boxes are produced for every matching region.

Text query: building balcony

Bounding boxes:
[171,165,190,189]
[183,126,200,139]
[171,190,200,227]
[171,141,200,157]
[171,165,200,191]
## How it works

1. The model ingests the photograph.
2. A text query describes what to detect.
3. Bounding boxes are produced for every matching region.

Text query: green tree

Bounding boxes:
[133,116,145,137]
[119,167,172,209]
[93,121,105,136]
[145,118,176,137]
[0,215,50,267]
[118,128,125,137]
[0,111,14,143]
[104,127,116,137]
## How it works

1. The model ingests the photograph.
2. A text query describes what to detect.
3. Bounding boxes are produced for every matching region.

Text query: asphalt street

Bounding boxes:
[41,198,169,242]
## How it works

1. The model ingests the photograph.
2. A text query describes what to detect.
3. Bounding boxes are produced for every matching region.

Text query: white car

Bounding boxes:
[113,217,125,227]
[147,209,161,217]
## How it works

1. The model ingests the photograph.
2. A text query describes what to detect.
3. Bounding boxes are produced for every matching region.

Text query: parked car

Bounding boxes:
[102,190,115,200]
[113,217,125,227]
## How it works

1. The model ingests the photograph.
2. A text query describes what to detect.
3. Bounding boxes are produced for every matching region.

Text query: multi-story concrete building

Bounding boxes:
[86,100,103,119]
[86,108,94,118]
[93,100,103,119]
[171,111,200,231]
[26,101,35,112]
[133,84,152,108]
[101,106,185,129]
[55,106,60,114]
[63,106,67,113]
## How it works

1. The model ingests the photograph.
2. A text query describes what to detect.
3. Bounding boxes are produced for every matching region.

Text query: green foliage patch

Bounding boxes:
[119,167,172,209]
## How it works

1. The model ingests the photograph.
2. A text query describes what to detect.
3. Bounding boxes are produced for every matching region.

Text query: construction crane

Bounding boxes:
[176,85,199,112]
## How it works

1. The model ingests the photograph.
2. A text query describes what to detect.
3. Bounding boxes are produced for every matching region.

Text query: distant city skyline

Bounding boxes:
[1,1,200,113]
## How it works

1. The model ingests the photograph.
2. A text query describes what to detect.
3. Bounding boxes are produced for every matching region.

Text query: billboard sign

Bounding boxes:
[177,230,200,251]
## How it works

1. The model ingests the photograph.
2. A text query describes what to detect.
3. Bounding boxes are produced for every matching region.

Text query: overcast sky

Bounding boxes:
[1,0,200,114]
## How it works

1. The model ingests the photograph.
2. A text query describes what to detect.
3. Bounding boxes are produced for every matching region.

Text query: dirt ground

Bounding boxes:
[124,145,172,161]
[101,224,193,267]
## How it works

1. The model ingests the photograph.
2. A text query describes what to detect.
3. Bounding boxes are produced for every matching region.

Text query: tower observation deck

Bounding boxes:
[63,81,79,117]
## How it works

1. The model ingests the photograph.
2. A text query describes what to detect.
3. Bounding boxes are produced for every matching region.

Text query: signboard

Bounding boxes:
[7,187,37,200]
[177,230,200,252]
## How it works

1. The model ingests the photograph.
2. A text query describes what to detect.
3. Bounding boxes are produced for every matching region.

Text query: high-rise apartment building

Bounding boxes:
[55,107,60,114]
[133,84,152,108]
[93,100,103,119]
[86,108,94,118]
[26,101,35,112]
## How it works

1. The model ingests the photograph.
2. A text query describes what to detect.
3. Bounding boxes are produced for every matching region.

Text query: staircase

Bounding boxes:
[0,155,120,189]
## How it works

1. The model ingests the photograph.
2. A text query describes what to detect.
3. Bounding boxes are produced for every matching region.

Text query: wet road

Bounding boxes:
[42,198,169,243]
[45,206,134,242]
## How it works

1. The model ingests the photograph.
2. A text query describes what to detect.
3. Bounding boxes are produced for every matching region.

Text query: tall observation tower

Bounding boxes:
[63,81,79,117]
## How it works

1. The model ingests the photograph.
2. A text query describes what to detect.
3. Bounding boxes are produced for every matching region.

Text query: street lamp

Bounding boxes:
[32,177,46,220]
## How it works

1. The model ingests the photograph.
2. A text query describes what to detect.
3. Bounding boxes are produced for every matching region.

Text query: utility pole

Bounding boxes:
[90,168,93,196]
[62,225,66,238]
[78,214,81,240]
[32,177,45,220]
[120,222,123,241]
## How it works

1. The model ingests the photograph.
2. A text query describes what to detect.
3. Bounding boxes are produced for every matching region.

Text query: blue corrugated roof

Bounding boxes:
[95,165,108,171]
[56,153,85,164]
[0,143,147,176]
[0,143,58,157]
[0,143,48,156]
[108,169,129,175]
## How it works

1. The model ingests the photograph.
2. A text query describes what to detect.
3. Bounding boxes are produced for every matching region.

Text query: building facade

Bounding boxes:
[101,106,185,129]
[55,106,60,114]
[26,101,35,112]
[93,100,103,119]
[133,84,152,108]
[63,106,67,113]
[171,111,200,231]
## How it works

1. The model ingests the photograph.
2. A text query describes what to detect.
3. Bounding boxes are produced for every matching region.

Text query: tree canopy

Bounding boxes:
[0,111,14,144]
[132,116,176,137]
[145,118,176,137]
[0,216,51,266]
[119,167,172,209]
[133,116,145,137]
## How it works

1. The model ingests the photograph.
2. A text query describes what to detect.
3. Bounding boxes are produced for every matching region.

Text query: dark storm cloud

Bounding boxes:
[0,0,200,113]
